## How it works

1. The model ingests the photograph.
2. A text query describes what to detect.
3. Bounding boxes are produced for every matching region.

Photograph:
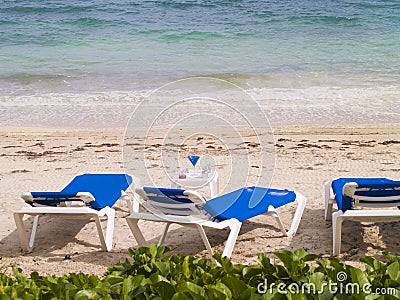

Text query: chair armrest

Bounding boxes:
[183,190,207,204]
[342,182,358,198]
[76,192,95,204]
[120,190,137,213]
[21,192,34,202]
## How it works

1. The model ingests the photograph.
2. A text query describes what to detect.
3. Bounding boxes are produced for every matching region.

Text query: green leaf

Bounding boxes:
[75,289,99,300]
[182,256,192,279]
[361,256,386,275]
[0,294,11,300]
[171,292,191,300]
[105,258,133,276]
[243,266,262,279]
[154,261,171,277]
[350,268,370,287]
[143,264,152,273]
[149,274,167,284]
[274,250,296,274]
[308,272,326,291]
[155,281,175,299]
[287,294,303,300]
[217,255,235,274]
[364,294,385,300]
[206,283,232,299]
[200,271,214,285]
[383,251,398,264]
[177,281,206,298]
[316,258,346,282]
[294,248,317,262]
[147,244,171,260]
[387,262,400,281]
[221,276,250,298]
[149,244,158,259]
[258,253,272,268]
[104,275,124,287]
[122,276,146,298]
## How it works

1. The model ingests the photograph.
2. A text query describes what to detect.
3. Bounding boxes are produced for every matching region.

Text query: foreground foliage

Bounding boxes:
[1,245,400,299]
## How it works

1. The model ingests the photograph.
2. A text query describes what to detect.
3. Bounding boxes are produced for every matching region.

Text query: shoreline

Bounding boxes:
[1,124,400,276]
[2,122,400,132]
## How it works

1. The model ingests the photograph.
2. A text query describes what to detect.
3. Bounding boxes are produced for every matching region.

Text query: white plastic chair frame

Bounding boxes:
[127,187,306,263]
[14,191,132,253]
[324,179,400,256]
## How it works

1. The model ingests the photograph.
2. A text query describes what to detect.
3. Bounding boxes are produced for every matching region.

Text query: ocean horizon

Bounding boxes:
[1,0,399,128]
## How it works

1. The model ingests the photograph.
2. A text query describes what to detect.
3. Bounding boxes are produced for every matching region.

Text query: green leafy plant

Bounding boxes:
[1,246,400,299]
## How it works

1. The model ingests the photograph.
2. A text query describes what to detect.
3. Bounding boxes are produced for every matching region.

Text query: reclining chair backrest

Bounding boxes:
[135,187,209,219]
[343,181,400,208]
[61,174,133,209]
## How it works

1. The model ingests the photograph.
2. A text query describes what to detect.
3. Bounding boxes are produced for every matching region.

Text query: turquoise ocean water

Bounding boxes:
[1,0,399,128]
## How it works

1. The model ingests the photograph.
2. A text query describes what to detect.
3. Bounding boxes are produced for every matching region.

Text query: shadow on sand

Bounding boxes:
[2,205,400,272]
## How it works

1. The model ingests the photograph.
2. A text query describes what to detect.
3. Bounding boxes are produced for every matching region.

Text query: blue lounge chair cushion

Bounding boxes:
[203,186,296,222]
[141,186,296,221]
[30,174,133,210]
[331,178,400,212]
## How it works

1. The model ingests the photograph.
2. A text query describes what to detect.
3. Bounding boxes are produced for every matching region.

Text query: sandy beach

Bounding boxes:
[1,125,400,276]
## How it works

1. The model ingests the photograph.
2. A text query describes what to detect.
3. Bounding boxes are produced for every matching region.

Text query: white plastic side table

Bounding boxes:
[171,171,219,198]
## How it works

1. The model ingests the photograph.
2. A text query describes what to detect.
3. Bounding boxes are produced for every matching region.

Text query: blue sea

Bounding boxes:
[0,0,399,128]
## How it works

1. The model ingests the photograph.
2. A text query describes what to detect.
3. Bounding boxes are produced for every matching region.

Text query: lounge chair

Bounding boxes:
[325,178,400,255]
[126,186,306,262]
[14,173,133,252]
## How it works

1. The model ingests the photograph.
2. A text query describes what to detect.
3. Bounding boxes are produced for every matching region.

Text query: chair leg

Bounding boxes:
[93,216,107,251]
[14,212,39,253]
[221,220,242,258]
[126,218,149,247]
[196,224,215,263]
[29,215,40,250]
[287,193,307,237]
[324,181,333,221]
[268,207,288,236]
[158,222,171,245]
[332,211,343,256]
[14,212,34,252]
[93,207,115,251]
[104,207,115,251]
